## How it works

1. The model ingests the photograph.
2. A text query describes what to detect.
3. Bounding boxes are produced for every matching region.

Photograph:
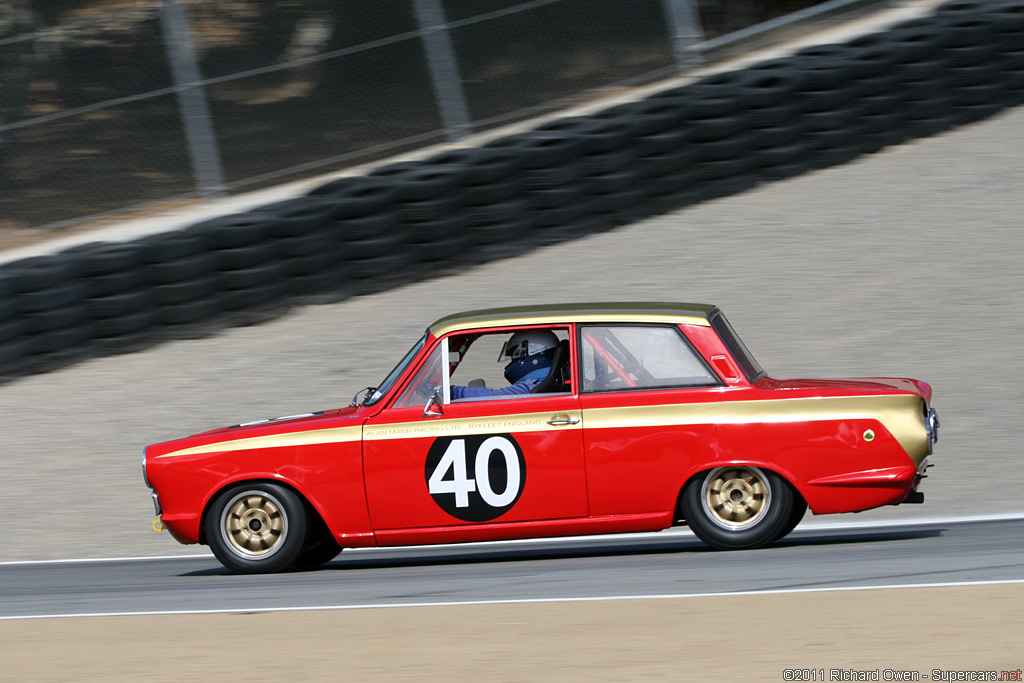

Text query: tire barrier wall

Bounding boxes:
[0,0,1022,381]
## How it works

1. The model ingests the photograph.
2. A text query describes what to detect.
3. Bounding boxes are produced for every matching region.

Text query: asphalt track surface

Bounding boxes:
[3,517,1021,619]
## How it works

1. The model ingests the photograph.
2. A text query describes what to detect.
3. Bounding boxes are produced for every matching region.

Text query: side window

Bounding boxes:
[394,342,445,409]
[580,325,718,392]
[448,327,571,401]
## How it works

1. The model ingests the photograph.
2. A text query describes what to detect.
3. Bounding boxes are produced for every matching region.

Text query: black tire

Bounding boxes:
[399,192,464,223]
[281,249,339,276]
[468,196,531,226]
[66,243,141,277]
[527,182,587,209]
[637,146,696,178]
[484,131,584,168]
[468,216,533,246]
[0,337,30,367]
[521,161,586,190]
[29,323,93,354]
[286,267,348,298]
[532,200,589,227]
[424,148,523,185]
[153,272,221,305]
[3,256,76,292]
[21,304,87,334]
[292,540,342,569]
[221,278,287,312]
[463,178,522,206]
[346,231,405,260]
[148,252,216,285]
[404,212,470,243]
[794,87,852,115]
[394,165,470,202]
[252,197,338,237]
[18,281,83,313]
[86,288,154,319]
[595,99,690,135]
[681,466,794,550]
[220,260,283,291]
[307,177,399,219]
[536,116,639,153]
[773,494,808,543]
[206,483,308,574]
[213,242,274,271]
[158,296,221,325]
[92,325,163,356]
[93,307,158,337]
[588,167,645,194]
[83,267,149,298]
[139,230,208,263]
[336,211,400,242]
[687,115,745,143]
[0,317,25,344]
[581,146,638,176]
[196,214,274,250]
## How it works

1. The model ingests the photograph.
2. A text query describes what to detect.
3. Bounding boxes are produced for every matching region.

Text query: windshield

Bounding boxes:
[364,332,428,406]
[710,311,766,382]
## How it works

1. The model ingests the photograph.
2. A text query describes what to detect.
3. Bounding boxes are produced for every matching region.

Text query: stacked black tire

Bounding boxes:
[1,0,1022,380]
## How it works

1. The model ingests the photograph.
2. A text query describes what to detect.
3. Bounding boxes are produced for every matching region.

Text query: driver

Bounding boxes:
[450,330,559,399]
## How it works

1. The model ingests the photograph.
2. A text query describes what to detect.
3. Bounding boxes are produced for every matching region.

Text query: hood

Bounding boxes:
[189,405,362,439]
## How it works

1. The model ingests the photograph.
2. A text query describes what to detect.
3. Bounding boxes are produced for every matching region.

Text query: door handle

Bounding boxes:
[547,414,580,426]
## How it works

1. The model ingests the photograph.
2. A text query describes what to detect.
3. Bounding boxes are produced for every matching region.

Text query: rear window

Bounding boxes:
[579,324,719,392]
[710,312,765,382]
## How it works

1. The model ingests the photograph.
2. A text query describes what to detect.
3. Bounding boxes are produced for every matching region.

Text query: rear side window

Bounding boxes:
[579,325,719,393]
[710,312,765,382]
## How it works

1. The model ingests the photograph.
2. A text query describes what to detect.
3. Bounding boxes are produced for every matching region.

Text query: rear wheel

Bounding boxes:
[206,483,307,574]
[773,495,808,543]
[682,466,793,550]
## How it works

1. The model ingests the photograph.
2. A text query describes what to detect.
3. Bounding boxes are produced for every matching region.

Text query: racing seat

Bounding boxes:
[531,339,570,393]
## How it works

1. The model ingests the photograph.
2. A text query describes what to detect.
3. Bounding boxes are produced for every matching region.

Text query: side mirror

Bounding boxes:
[352,386,377,406]
[423,388,444,417]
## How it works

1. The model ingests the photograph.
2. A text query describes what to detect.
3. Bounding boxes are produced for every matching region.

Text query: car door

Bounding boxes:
[363,329,588,541]
[577,323,726,518]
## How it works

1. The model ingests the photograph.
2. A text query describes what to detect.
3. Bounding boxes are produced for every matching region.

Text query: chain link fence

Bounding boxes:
[0,0,839,233]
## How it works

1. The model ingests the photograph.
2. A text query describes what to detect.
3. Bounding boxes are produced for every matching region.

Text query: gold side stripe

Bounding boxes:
[155,425,363,459]
[583,394,927,464]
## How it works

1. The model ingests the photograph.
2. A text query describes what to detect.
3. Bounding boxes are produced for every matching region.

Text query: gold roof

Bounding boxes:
[428,302,717,337]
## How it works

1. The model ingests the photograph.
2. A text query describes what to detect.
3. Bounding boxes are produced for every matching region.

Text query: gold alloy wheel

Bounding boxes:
[701,466,772,531]
[220,490,289,558]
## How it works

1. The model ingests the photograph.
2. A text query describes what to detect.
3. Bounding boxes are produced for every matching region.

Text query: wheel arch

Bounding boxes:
[673,461,805,524]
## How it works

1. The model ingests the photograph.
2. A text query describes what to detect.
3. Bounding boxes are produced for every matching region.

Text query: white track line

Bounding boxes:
[3,578,1023,621]
[2,511,1023,567]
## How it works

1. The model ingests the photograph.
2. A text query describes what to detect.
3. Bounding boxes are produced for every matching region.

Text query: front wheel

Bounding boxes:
[681,466,793,550]
[206,483,308,574]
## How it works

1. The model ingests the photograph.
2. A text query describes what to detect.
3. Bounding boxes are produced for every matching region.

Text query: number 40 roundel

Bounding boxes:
[425,433,527,522]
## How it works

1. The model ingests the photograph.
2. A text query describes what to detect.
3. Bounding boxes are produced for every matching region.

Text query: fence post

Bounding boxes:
[159,0,226,198]
[662,0,705,73]
[413,0,473,142]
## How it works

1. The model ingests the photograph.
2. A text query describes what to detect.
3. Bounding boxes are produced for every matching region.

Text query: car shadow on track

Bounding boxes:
[181,526,945,576]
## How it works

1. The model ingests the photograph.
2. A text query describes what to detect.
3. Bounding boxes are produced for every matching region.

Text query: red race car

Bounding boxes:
[143,302,939,573]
